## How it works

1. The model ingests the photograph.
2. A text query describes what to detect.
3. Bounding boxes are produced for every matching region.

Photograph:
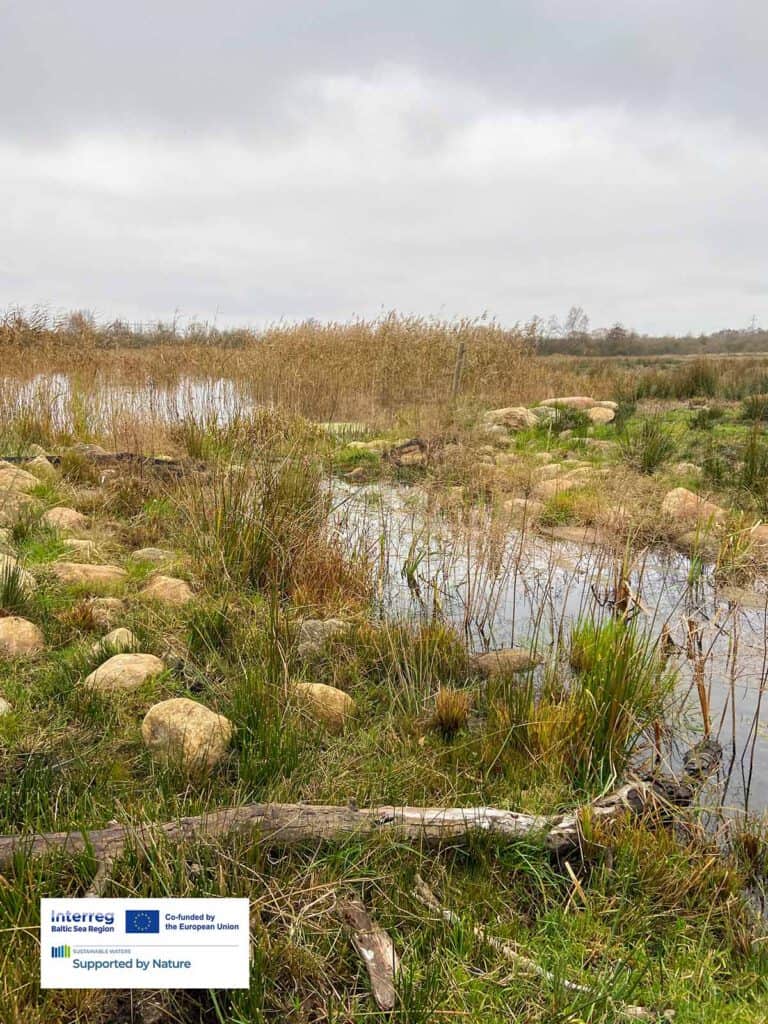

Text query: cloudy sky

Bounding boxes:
[2,1,766,334]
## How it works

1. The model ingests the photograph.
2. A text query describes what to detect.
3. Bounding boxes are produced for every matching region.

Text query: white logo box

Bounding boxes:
[41,897,249,989]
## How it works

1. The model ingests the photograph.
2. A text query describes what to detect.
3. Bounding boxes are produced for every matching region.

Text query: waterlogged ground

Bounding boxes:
[5,372,768,810]
[2,370,768,1020]
[334,480,768,813]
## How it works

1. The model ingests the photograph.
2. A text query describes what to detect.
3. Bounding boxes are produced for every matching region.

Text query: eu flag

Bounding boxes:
[125,910,160,934]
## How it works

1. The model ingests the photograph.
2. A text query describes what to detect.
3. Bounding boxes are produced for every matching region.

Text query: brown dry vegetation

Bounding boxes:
[0,306,735,425]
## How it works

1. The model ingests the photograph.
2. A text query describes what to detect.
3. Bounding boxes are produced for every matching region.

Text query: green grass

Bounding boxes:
[618,416,678,474]
[0,408,766,1022]
[565,615,676,787]
[538,490,578,526]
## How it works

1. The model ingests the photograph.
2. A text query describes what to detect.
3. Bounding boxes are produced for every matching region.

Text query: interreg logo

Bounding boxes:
[125,910,160,934]
[51,945,71,959]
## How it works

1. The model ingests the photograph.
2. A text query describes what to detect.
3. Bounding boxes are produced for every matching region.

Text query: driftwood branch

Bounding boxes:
[413,875,670,1021]
[337,898,399,1011]
[0,743,720,872]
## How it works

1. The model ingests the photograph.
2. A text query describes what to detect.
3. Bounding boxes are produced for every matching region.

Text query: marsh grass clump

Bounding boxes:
[538,490,577,526]
[431,686,471,738]
[352,621,469,717]
[643,357,719,399]
[715,516,758,586]
[618,416,678,474]
[689,404,726,430]
[611,395,637,431]
[0,559,30,614]
[741,393,768,422]
[739,427,768,514]
[564,615,675,785]
[701,439,731,487]
[58,448,101,485]
[180,432,370,610]
[186,599,234,659]
[550,405,591,435]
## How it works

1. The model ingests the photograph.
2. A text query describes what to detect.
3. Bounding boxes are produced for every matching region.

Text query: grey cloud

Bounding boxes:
[1,1,767,333]
[2,1,767,140]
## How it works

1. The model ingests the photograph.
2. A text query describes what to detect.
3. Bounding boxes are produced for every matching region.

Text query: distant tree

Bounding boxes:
[545,314,562,337]
[564,305,590,338]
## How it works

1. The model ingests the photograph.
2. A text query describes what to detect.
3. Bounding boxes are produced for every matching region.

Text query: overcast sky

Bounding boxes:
[2,1,766,334]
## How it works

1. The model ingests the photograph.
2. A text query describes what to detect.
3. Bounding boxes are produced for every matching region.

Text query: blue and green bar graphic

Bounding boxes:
[51,945,71,958]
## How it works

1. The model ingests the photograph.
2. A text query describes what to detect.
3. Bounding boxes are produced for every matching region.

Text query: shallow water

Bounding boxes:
[4,372,768,813]
[3,373,245,427]
[333,481,768,815]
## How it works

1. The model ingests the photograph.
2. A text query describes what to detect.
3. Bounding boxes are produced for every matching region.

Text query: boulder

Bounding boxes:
[84,653,165,692]
[661,488,726,528]
[483,407,538,431]
[593,401,618,411]
[675,530,719,561]
[543,524,603,546]
[0,553,37,594]
[141,697,233,771]
[71,442,109,456]
[26,455,57,480]
[0,616,44,657]
[587,407,615,425]
[534,463,566,482]
[673,462,702,477]
[531,406,557,422]
[87,597,126,628]
[295,618,349,657]
[471,648,542,677]
[0,461,39,493]
[293,682,354,732]
[503,497,544,518]
[397,449,427,468]
[533,477,569,501]
[0,491,36,526]
[533,470,592,500]
[718,586,767,610]
[388,440,428,468]
[140,575,194,606]
[43,506,88,532]
[63,538,98,559]
[90,627,138,656]
[130,547,175,565]
[347,439,389,453]
[539,397,597,411]
[51,562,127,588]
[0,696,11,715]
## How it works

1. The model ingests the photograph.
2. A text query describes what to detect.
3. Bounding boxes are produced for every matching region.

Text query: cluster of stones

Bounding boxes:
[0,447,369,767]
[660,486,768,552]
[482,396,618,438]
[290,619,544,729]
[0,449,227,774]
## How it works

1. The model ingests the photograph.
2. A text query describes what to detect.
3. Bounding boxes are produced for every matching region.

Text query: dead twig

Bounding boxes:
[413,875,671,1021]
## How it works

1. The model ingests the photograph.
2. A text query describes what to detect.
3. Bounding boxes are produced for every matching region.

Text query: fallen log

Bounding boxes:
[0,742,720,871]
[1,451,203,477]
